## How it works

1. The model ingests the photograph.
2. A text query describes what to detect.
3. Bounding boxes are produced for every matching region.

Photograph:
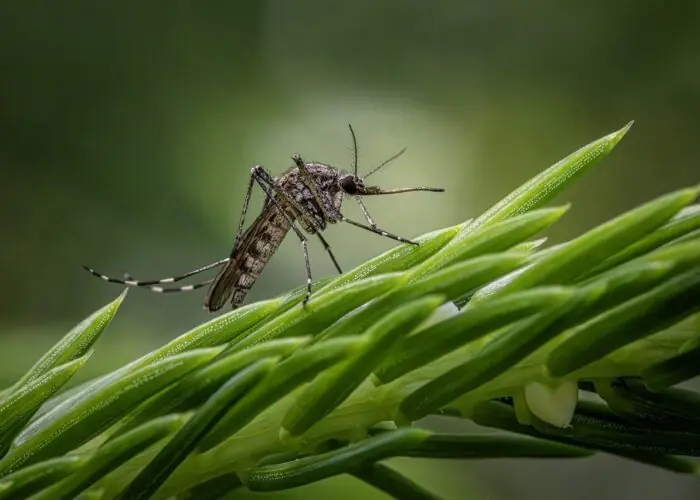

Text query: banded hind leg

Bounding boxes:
[81,170,260,294]
[82,258,228,293]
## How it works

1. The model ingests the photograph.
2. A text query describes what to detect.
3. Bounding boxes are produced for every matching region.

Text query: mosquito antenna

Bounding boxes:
[348,124,358,177]
[364,146,408,179]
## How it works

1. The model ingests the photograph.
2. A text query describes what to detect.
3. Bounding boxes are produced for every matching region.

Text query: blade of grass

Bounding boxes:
[0,353,91,455]
[470,122,633,230]
[32,414,188,500]
[0,348,222,476]
[318,252,529,342]
[373,287,575,385]
[547,269,700,377]
[198,337,365,452]
[351,463,442,500]
[281,295,445,438]
[229,273,405,351]
[472,186,699,301]
[114,337,310,435]
[9,292,124,391]
[115,360,276,500]
[0,456,87,500]
[245,428,430,492]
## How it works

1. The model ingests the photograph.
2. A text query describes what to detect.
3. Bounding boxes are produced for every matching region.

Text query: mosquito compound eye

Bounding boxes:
[339,175,358,194]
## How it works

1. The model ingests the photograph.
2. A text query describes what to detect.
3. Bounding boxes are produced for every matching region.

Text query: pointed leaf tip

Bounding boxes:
[470,123,634,230]
[614,120,634,141]
[11,293,125,391]
[1,348,221,476]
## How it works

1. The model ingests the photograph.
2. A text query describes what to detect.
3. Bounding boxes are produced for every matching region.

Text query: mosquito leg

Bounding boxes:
[341,216,419,246]
[300,238,313,306]
[82,258,230,288]
[317,232,343,274]
[147,278,214,293]
[231,172,256,255]
[353,195,377,228]
[251,167,314,306]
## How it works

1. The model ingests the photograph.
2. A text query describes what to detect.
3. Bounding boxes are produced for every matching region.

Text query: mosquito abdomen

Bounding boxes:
[205,206,293,311]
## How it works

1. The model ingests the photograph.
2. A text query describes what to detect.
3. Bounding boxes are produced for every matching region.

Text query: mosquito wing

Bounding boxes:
[204,204,293,311]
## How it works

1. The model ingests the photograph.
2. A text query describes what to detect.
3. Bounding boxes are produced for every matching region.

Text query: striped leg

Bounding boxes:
[146,278,214,293]
[317,233,342,274]
[340,215,419,246]
[82,167,258,295]
[81,258,229,293]
[353,195,378,228]
[231,171,256,255]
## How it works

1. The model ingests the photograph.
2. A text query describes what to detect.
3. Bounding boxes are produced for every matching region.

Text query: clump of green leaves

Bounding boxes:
[1,121,699,499]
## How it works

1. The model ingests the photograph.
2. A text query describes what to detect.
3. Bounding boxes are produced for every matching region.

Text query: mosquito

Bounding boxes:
[83,125,444,312]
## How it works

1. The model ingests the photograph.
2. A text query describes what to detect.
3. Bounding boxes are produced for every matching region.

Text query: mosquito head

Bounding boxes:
[338,174,365,195]
[341,124,444,196]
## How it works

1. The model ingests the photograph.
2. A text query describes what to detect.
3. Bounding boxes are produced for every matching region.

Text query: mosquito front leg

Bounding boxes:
[341,215,419,246]
[353,195,378,228]
[251,167,315,306]
[316,232,343,274]
[231,171,257,255]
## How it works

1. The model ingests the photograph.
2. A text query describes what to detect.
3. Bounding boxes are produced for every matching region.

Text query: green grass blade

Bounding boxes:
[245,428,430,492]
[317,225,462,294]
[398,432,591,459]
[138,299,283,363]
[198,337,365,452]
[75,489,104,500]
[470,400,699,473]
[319,252,529,342]
[9,292,124,391]
[471,122,633,229]
[172,473,242,500]
[230,273,405,350]
[281,296,445,438]
[0,456,87,500]
[410,206,569,279]
[531,400,700,457]
[399,288,592,421]
[0,353,91,454]
[595,378,700,431]
[585,204,700,277]
[547,269,700,377]
[116,338,310,434]
[512,237,549,253]
[32,414,187,500]
[643,341,700,390]
[473,186,699,301]
[30,298,285,425]
[373,287,575,384]
[0,348,222,476]
[115,360,276,500]
[351,463,442,500]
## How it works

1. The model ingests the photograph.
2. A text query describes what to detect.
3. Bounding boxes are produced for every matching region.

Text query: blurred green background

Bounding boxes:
[1,2,699,498]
